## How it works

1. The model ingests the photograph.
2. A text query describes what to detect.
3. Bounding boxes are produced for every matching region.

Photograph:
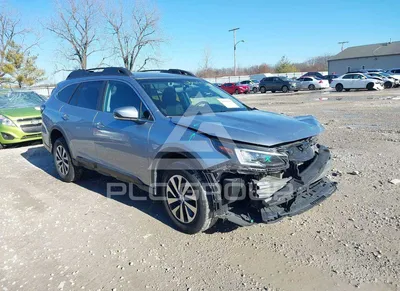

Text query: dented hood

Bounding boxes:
[170,110,324,147]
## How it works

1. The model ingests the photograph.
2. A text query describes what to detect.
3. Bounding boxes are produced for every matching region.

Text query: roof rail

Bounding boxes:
[66,67,132,80]
[139,69,196,77]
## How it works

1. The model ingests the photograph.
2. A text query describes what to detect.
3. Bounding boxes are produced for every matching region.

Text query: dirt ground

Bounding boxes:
[1,88,400,291]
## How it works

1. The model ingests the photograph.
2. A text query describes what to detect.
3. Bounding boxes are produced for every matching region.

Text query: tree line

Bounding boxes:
[197,54,334,78]
[0,0,164,87]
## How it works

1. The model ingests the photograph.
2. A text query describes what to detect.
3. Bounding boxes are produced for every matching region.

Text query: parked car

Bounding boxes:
[367,72,399,88]
[0,91,45,149]
[330,73,384,92]
[239,80,259,93]
[220,83,250,94]
[387,68,400,75]
[301,72,325,79]
[259,76,299,93]
[296,77,330,90]
[42,67,336,234]
[213,83,222,87]
[323,74,339,84]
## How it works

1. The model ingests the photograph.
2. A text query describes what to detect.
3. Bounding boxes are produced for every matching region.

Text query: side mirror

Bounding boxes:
[113,106,139,121]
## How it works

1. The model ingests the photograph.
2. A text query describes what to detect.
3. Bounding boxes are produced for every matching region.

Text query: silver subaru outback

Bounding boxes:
[41,67,336,234]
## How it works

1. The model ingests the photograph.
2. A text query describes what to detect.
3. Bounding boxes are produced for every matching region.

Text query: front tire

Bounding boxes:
[53,137,82,183]
[282,85,289,93]
[161,164,216,234]
[384,81,392,89]
[259,86,266,93]
[0,143,4,150]
[252,87,258,94]
[235,89,239,94]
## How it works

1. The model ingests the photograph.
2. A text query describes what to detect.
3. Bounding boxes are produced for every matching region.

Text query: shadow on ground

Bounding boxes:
[21,146,239,234]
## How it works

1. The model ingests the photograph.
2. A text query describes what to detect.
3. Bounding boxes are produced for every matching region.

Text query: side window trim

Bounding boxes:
[103,79,155,121]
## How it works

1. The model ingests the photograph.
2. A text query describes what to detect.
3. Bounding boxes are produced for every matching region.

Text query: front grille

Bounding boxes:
[15,117,42,133]
[20,124,42,133]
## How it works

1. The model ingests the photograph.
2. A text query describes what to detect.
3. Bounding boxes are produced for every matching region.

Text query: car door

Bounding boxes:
[59,81,105,162]
[353,74,365,88]
[297,78,305,89]
[273,77,282,90]
[93,80,153,184]
[341,74,354,88]
[302,78,312,89]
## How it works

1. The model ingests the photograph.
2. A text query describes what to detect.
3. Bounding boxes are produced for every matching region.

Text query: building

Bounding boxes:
[328,41,400,75]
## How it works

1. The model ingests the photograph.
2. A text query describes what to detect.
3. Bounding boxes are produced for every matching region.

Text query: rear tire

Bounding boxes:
[259,86,266,93]
[161,163,216,234]
[335,84,344,92]
[252,87,258,94]
[308,84,316,90]
[53,137,82,183]
[366,82,374,91]
[282,86,289,93]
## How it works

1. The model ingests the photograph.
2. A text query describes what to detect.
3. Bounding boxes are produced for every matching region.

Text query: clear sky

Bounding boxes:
[7,0,400,82]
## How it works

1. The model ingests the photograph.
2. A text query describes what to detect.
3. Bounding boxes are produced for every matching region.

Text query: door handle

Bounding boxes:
[62,114,69,121]
[94,122,105,129]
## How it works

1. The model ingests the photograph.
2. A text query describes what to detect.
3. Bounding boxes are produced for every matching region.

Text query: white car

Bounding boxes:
[368,72,399,88]
[297,76,330,90]
[330,73,384,92]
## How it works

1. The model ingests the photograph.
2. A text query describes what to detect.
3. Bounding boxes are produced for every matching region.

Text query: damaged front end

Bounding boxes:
[207,137,337,226]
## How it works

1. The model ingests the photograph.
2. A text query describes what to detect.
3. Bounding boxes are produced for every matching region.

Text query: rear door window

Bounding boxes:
[69,81,104,110]
[57,84,78,103]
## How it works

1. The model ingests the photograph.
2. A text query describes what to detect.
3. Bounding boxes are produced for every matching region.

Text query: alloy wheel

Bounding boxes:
[55,145,70,176]
[166,175,198,224]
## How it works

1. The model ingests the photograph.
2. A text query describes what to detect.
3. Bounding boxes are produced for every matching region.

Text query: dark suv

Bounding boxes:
[41,67,336,234]
[259,76,299,93]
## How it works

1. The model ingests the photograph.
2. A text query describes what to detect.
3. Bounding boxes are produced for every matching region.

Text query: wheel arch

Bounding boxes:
[151,149,205,196]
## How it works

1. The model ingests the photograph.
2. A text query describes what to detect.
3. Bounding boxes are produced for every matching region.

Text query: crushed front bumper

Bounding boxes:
[218,145,337,225]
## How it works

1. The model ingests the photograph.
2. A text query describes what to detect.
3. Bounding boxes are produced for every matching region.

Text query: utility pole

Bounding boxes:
[338,41,349,51]
[229,28,244,76]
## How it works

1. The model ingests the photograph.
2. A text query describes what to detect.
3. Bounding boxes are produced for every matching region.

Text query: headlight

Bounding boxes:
[234,148,288,168]
[0,115,16,127]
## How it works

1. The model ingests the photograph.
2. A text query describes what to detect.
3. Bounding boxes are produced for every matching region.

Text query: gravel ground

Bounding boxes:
[1,88,400,291]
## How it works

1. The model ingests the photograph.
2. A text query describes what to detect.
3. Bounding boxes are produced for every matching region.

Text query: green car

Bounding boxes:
[0,91,45,149]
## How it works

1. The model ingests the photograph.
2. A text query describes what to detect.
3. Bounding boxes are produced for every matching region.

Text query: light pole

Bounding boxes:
[338,41,349,51]
[229,28,244,76]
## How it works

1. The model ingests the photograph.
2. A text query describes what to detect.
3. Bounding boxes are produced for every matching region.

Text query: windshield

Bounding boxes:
[137,78,249,116]
[0,91,45,109]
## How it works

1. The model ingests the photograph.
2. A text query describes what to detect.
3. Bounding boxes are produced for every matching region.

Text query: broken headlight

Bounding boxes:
[234,148,288,168]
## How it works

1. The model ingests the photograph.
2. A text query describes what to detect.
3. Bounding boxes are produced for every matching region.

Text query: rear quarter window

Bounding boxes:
[56,84,78,103]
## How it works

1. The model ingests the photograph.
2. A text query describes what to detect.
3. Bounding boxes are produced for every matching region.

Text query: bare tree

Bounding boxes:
[103,0,164,71]
[201,47,212,70]
[47,0,102,70]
